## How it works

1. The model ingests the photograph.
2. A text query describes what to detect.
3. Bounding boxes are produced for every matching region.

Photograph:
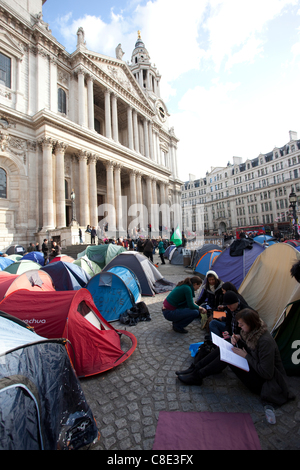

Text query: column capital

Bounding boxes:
[55,141,68,153]
[88,153,97,164]
[104,160,115,171]
[38,137,56,150]
[78,150,88,162]
[76,65,85,76]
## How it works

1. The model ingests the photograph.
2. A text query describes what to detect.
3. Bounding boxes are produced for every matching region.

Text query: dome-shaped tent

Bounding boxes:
[22,251,45,265]
[102,252,175,296]
[86,266,141,322]
[3,260,41,275]
[77,243,126,268]
[73,256,101,277]
[0,269,54,299]
[194,249,222,277]
[0,289,137,378]
[0,257,14,271]
[41,261,90,290]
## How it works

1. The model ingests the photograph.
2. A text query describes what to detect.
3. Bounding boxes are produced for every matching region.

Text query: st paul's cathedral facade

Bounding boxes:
[0,0,182,248]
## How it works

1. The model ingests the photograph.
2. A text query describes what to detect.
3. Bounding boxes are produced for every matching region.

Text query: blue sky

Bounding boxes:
[42,0,300,182]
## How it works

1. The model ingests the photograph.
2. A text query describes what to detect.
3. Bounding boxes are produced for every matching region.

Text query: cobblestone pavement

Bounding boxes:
[80,255,300,451]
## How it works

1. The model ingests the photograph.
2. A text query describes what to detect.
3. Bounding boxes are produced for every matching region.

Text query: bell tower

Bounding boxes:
[130,31,161,98]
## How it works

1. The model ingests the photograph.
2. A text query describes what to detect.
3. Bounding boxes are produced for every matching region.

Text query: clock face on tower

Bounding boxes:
[156,101,167,122]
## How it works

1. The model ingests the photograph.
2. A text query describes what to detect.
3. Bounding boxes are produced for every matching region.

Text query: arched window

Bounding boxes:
[58,88,67,114]
[0,168,7,198]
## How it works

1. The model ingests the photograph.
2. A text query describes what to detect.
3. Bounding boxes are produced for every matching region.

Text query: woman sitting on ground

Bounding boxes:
[196,270,224,311]
[162,276,205,334]
[177,308,295,406]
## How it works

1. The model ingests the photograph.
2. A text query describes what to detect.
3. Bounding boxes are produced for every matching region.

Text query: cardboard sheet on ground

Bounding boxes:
[152,411,261,450]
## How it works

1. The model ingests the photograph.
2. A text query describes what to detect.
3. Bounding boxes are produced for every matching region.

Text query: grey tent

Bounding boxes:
[0,311,99,450]
[102,252,175,296]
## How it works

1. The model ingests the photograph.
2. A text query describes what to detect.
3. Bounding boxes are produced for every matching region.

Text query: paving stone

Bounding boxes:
[79,255,300,451]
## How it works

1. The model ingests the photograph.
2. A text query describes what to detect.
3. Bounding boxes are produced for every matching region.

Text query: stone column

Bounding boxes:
[40,137,55,230]
[136,172,145,231]
[78,151,89,227]
[151,178,159,234]
[55,141,68,228]
[159,181,167,234]
[127,106,134,150]
[105,161,116,231]
[114,163,124,232]
[87,74,94,131]
[143,118,149,158]
[146,176,153,228]
[104,88,112,139]
[77,67,85,126]
[156,133,160,165]
[149,121,154,160]
[129,169,137,209]
[111,93,119,142]
[133,109,139,152]
[89,154,98,227]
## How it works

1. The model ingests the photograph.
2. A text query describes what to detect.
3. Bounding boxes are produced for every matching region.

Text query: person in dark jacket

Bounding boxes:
[208,283,249,339]
[143,238,154,262]
[177,309,295,406]
[42,238,49,266]
[196,270,224,311]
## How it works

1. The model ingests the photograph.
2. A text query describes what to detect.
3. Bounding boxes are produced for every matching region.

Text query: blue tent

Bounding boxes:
[86,267,141,322]
[212,241,264,290]
[41,261,91,291]
[22,251,45,265]
[0,257,14,271]
[194,249,222,277]
[253,235,278,246]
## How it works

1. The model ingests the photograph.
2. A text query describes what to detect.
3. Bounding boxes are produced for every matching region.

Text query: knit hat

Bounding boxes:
[206,270,219,279]
[223,291,239,306]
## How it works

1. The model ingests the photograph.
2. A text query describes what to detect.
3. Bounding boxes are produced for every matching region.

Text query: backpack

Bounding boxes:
[119,301,151,326]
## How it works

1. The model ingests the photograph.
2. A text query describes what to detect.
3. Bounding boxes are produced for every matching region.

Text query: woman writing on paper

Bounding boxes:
[177,309,295,405]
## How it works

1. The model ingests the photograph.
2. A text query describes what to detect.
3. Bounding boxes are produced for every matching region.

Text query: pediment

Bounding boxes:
[84,50,153,112]
[0,28,24,59]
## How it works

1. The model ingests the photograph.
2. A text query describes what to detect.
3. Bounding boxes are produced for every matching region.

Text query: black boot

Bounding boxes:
[175,363,195,376]
[177,370,203,386]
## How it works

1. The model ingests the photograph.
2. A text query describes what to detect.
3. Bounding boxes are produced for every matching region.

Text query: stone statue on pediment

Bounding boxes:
[115,44,125,60]
[77,27,86,48]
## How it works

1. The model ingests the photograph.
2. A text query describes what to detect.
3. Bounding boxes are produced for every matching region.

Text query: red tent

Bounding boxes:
[49,254,75,264]
[0,269,54,299]
[0,288,137,377]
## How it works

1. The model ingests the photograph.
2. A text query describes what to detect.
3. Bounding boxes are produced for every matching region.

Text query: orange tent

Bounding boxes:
[0,269,55,299]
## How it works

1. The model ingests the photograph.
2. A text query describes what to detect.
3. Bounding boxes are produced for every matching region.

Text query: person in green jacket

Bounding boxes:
[158,237,166,265]
[162,276,205,333]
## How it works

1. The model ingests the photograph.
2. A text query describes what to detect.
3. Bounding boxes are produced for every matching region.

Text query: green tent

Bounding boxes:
[273,299,300,376]
[171,226,182,247]
[77,244,126,269]
[6,254,23,262]
[3,260,41,275]
[73,256,102,277]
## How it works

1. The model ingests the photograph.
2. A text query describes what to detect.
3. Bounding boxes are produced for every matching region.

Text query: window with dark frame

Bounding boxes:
[0,53,11,88]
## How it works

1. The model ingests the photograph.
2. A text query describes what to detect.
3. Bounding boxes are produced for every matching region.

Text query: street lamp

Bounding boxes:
[289,191,299,240]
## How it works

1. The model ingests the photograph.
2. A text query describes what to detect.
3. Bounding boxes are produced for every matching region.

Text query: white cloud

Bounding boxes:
[171,71,300,181]
[204,0,297,70]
